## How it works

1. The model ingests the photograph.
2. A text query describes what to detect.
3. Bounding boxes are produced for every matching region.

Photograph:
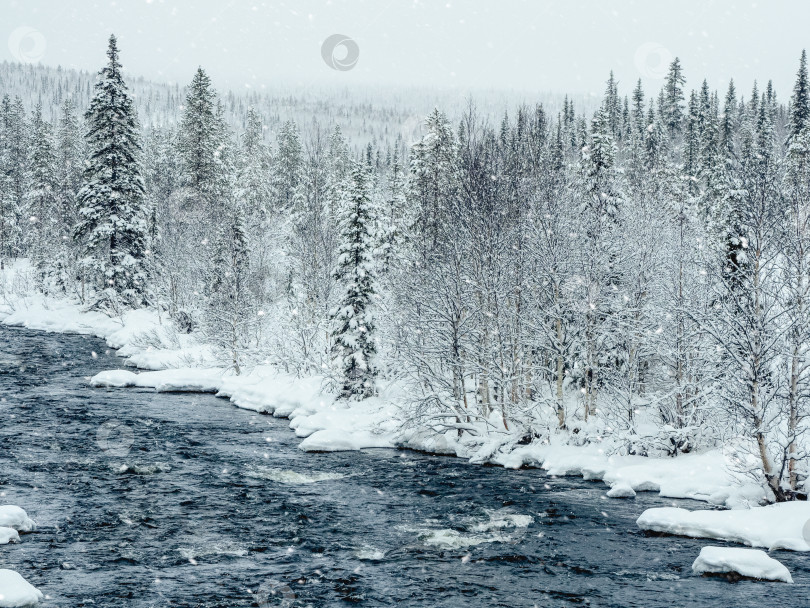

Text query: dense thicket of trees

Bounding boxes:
[3,38,810,501]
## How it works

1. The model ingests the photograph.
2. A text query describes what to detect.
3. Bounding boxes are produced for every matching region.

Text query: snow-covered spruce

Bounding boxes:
[74,35,149,308]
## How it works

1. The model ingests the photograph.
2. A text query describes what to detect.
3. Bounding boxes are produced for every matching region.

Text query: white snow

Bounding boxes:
[0,570,43,607]
[91,368,223,392]
[692,546,793,583]
[606,482,636,498]
[0,507,35,533]
[0,528,20,545]
[637,501,810,551]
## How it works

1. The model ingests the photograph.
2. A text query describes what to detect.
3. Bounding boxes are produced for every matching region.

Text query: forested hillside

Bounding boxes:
[3,35,810,503]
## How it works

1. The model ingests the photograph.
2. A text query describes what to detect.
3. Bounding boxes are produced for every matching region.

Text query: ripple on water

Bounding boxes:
[243,467,346,484]
[399,508,534,549]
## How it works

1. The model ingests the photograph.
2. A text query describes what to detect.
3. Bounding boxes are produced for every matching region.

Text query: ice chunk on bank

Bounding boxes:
[90,368,223,392]
[90,369,138,387]
[637,502,810,551]
[607,482,636,498]
[0,528,19,545]
[692,546,793,583]
[0,507,35,532]
[0,569,43,606]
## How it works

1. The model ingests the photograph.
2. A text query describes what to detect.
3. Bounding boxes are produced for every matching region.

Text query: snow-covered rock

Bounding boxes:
[0,528,20,545]
[606,482,636,498]
[90,369,138,387]
[637,501,810,551]
[0,570,43,606]
[0,507,35,533]
[692,546,793,583]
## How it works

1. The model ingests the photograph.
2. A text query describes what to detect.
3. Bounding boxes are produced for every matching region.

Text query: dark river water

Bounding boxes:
[0,325,806,607]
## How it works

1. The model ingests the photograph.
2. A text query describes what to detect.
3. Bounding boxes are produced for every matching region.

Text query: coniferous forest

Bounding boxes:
[4,35,810,508]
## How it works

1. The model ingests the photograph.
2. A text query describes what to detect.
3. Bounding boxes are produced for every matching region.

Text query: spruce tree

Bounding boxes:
[0,96,29,265]
[663,58,686,136]
[27,103,56,272]
[75,35,148,306]
[631,79,645,137]
[235,107,272,224]
[330,161,378,400]
[177,67,231,218]
[790,49,809,138]
[206,204,252,374]
[720,79,737,156]
[274,119,304,211]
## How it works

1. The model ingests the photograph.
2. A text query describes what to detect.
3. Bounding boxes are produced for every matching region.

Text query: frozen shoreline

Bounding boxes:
[0,280,767,512]
[12,266,808,561]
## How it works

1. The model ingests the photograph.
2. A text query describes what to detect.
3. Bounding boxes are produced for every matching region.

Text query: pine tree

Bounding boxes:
[603,71,621,138]
[26,103,56,272]
[663,58,686,136]
[274,119,304,211]
[330,161,378,400]
[206,204,253,374]
[75,35,149,306]
[0,95,29,266]
[235,107,272,224]
[790,49,809,138]
[720,79,737,156]
[177,67,230,217]
[54,97,83,236]
[631,79,645,137]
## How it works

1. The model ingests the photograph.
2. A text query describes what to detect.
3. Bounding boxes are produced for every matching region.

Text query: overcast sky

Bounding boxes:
[3,0,809,100]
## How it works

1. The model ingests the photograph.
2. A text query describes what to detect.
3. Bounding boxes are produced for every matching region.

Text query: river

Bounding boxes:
[0,326,804,607]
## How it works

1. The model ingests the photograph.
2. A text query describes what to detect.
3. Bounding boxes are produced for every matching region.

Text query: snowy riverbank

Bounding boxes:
[0,268,766,510]
[3,262,795,554]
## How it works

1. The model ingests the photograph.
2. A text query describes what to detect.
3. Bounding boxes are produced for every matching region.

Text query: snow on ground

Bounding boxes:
[637,501,810,551]
[0,570,43,607]
[692,546,793,583]
[0,507,35,533]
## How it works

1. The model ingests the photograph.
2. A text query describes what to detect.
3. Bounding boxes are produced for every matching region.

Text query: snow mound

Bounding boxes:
[637,502,810,551]
[692,546,793,583]
[90,369,138,387]
[0,528,20,545]
[607,482,636,498]
[0,570,43,607]
[90,368,223,392]
[0,507,35,532]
